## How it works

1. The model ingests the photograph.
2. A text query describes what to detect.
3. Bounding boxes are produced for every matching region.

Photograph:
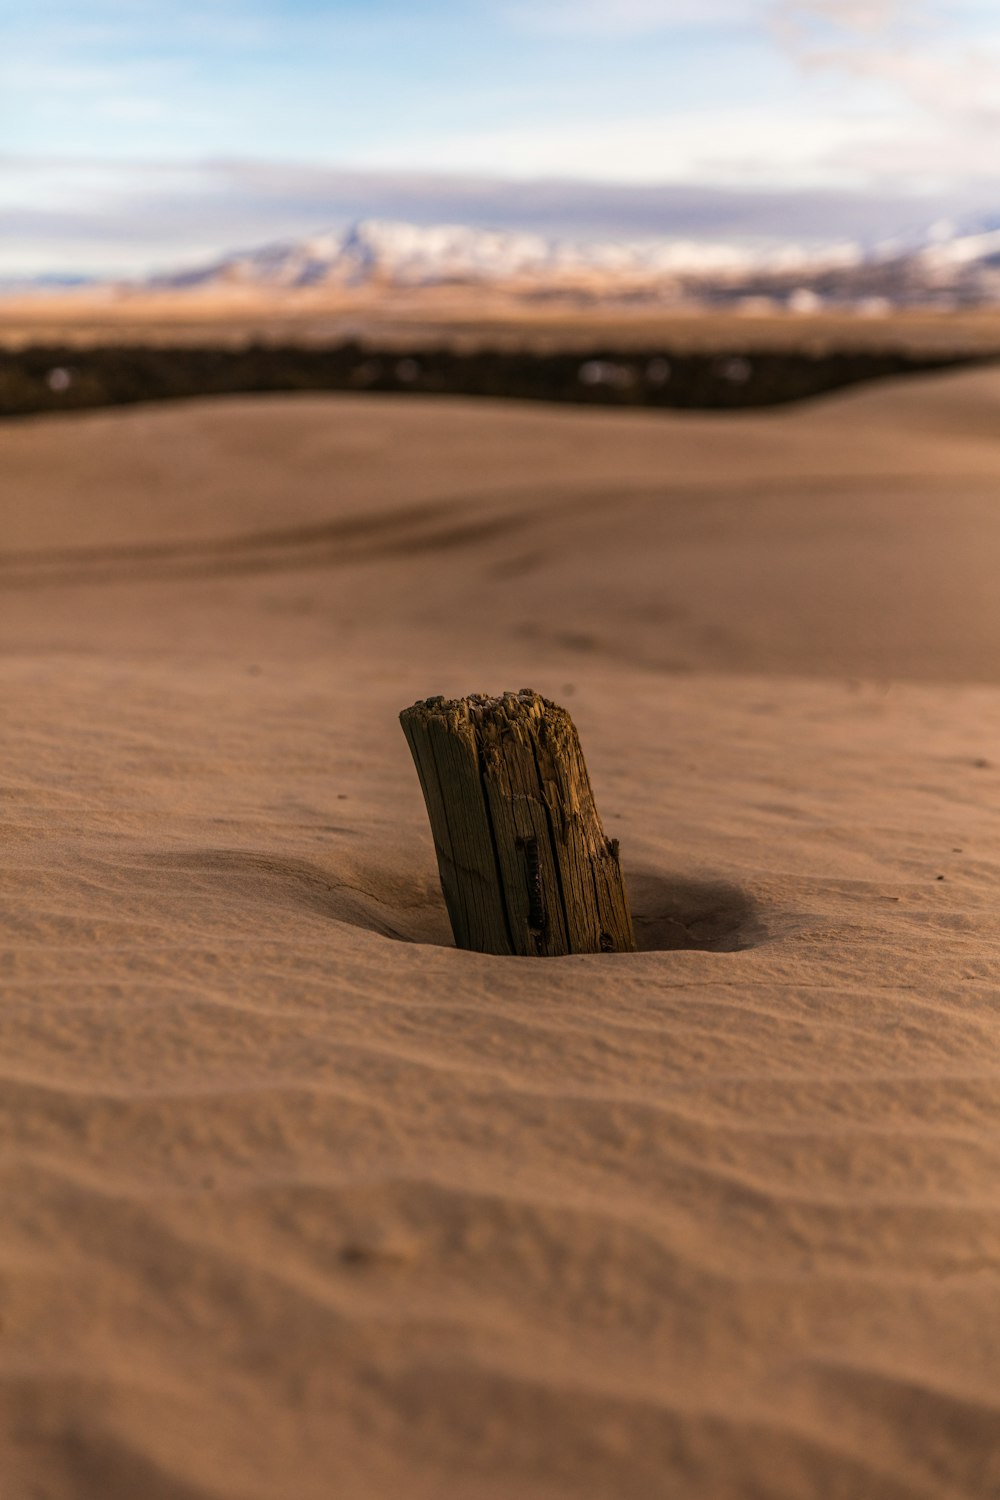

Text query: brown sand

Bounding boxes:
[2,368,1000,1498]
[5,286,1000,354]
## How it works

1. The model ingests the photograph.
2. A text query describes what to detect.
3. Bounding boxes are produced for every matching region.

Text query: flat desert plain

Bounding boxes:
[5,289,1000,354]
[2,365,1000,1499]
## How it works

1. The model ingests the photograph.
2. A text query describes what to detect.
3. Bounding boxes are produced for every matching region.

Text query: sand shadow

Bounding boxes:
[627,869,764,953]
[155,849,763,955]
[152,847,453,946]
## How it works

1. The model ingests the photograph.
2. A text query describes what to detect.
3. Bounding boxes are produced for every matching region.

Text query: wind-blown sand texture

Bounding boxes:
[3,367,1000,1499]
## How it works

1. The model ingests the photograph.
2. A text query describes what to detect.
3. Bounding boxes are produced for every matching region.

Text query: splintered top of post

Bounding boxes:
[401,689,567,730]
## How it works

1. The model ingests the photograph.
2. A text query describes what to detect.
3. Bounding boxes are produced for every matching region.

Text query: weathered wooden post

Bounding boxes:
[400,689,635,956]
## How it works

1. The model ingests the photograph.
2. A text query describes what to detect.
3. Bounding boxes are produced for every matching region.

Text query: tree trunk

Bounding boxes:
[400,690,635,957]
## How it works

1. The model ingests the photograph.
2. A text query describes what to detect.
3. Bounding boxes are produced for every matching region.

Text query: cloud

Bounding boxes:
[774,0,906,34]
[5,0,271,51]
[346,102,953,191]
[837,47,1000,121]
[508,0,910,37]
[771,0,1000,183]
[502,0,763,36]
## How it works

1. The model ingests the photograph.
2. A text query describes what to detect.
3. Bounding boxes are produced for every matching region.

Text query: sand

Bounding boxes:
[2,368,1000,1499]
[5,287,1000,355]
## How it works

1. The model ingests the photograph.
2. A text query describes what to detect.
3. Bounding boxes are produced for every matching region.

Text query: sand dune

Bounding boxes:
[3,367,1000,1498]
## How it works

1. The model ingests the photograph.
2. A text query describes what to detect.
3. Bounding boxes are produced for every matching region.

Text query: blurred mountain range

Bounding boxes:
[8,217,1000,308]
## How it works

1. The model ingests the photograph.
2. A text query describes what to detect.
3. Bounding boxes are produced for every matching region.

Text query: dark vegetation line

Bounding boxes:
[0,341,991,419]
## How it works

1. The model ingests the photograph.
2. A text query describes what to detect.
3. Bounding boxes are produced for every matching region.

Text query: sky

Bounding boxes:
[1,0,999,276]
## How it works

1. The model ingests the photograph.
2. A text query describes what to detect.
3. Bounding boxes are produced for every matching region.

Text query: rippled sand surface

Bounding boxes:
[3,370,1000,1498]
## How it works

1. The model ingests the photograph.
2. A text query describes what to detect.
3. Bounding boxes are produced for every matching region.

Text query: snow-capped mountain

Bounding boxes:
[144,218,863,295]
[137,217,1000,308]
[12,216,998,308]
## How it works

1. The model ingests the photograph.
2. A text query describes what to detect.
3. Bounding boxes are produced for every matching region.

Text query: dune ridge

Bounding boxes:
[3,367,1000,1498]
